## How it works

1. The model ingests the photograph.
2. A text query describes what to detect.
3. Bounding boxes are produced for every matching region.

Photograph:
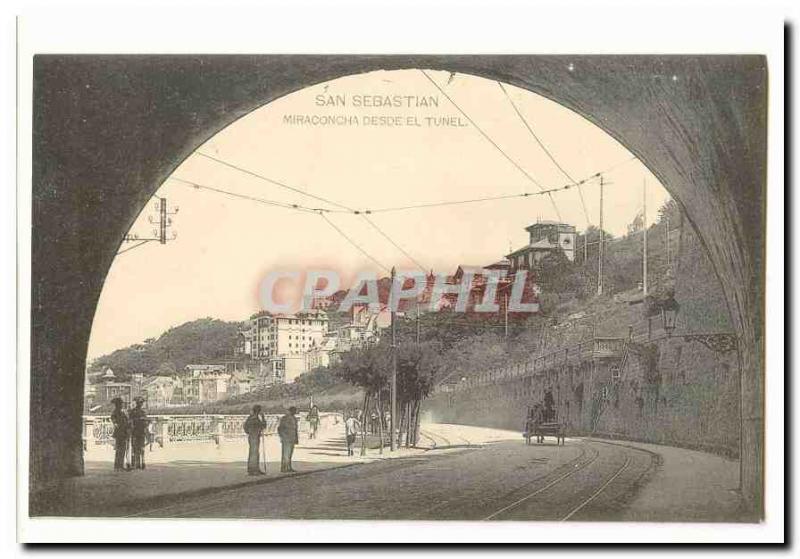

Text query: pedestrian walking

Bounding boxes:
[146,420,156,451]
[524,409,535,446]
[369,410,378,435]
[129,397,148,469]
[344,413,360,456]
[244,405,267,475]
[278,406,299,473]
[110,397,130,472]
[307,404,320,439]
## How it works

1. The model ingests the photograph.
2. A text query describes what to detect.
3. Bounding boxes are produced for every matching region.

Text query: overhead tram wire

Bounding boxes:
[361,214,428,273]
[364,180,593,215]
[169,176,333,214]
[173,159,634,217]
[319,212,391,274]
[194,137,637,220]
[419,69,563,221]
[193,152,429,276]
[173,151,637,275]
[174,170,399,275]
[196,151,355,213]
[497,81,592,228]
[116,240,152,255]
[365,191,528,213]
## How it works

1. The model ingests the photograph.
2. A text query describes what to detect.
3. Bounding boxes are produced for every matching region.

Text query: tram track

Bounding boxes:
[413,440,592,520]
[482,439,655,522]
[482,441,600,520]
[127,434,660,521]
[560,455,631,521]
[419,426,475,449]
[419,428,451,449]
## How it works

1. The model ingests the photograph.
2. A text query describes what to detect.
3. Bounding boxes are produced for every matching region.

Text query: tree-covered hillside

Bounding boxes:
[90,318,242,381]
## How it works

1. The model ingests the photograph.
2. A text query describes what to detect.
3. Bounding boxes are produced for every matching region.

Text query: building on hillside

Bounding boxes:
[181,364,231,404]
[252,359,285,390]
[454,265,495,311]
[506,221,577,271]
[226,371,254,398]
[240,310,330,383]
[305,333,352,371]
[209,359,251,373]
[184,364,226,374]
[235,325,253,357]
[97,382,133,406]
[130,373,146,400]
[485,258,512,274]
[304,334,341,370]
[435,264,515,314]
[85,367,137,407]
[411,271,439,313]
[143,375,179,408]
[337,303,389,350]
[101,367,117,381]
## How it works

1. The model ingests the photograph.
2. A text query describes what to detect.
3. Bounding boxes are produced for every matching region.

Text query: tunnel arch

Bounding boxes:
[31,55,766,514]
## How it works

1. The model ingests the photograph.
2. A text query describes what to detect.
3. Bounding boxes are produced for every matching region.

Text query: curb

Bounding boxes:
[122,461,365,517]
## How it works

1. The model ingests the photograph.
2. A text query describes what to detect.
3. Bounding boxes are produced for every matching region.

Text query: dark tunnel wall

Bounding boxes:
[30,55,766,513]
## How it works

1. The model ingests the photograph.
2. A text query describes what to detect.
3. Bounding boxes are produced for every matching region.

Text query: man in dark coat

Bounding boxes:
[129,396,148,469]
[278,406,299,473]
[110,397,130,471]
[244,405,267,475]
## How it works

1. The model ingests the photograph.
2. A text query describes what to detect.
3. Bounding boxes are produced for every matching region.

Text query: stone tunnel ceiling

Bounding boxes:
[30,55,766,505]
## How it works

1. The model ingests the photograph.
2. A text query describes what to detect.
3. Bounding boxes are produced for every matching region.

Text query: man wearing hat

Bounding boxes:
[129,396,149,470]
[110,397,130,471]
[277,406,299,473]
[243,405,267,475]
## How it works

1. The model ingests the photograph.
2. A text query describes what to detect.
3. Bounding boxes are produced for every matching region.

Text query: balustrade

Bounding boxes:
[439,336,626,394]
[82,412,342,448]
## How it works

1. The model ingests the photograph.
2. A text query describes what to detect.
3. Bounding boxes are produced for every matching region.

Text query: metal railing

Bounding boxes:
[82,412,341,449]
[439,337,626,394]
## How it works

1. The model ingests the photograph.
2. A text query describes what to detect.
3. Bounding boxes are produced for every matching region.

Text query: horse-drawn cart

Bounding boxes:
[524,421,566,445]
[524,402,566,445]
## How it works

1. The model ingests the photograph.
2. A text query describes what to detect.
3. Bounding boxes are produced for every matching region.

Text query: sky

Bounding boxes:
[87,69,670,360]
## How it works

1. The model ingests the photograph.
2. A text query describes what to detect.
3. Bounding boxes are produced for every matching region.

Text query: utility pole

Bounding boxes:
[390,266,397,452]
[145,197,178,244]
[583,230,588,264]
[159,197,167,244]
[416,302,420,345]
[597,175,604,295]
[504,292,509,339]
[121,197,178,254]
[665,215,671,269]
[642,178,648,296]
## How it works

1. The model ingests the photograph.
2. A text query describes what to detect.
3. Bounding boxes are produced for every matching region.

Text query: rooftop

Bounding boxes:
[525,220,576,231]
[506,238,560,258]
[185,364,227,372]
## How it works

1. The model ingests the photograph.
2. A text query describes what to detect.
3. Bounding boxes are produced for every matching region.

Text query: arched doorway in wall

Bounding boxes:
[89,65,735,487]
[30,56,765,515]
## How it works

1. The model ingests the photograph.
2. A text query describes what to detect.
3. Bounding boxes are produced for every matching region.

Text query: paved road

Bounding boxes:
[128,430,657,521]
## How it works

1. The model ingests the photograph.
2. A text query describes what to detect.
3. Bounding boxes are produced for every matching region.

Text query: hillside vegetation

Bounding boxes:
[94,199,732,416]
[90,318,242,381]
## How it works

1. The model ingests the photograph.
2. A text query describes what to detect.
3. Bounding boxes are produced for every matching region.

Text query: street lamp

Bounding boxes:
[661,297,680,337]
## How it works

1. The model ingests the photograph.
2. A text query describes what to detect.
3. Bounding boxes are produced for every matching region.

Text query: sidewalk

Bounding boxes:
[30,423,438,517]
[592,438,746,522]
